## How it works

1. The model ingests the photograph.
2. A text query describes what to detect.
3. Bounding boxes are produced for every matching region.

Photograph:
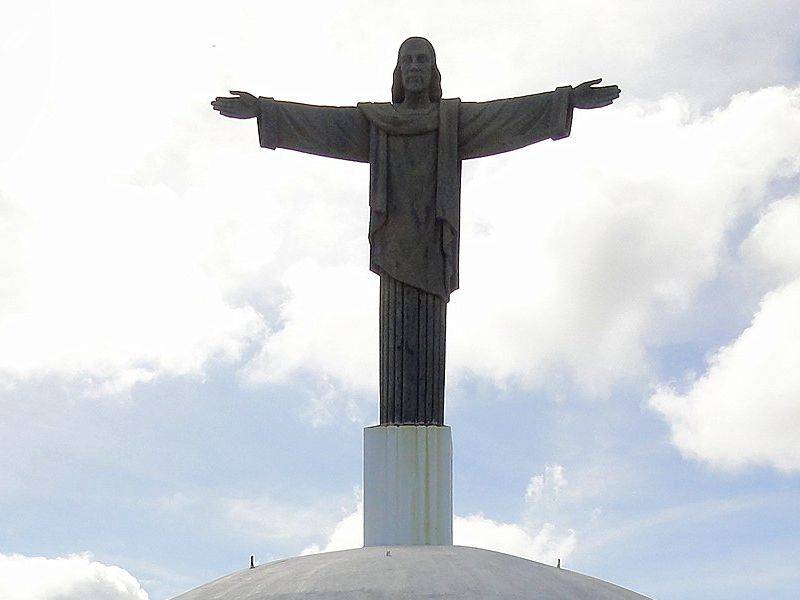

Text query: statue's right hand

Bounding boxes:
[211,90,258,119]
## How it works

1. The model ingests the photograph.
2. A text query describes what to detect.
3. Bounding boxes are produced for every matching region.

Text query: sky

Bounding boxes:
[1,1,799,598]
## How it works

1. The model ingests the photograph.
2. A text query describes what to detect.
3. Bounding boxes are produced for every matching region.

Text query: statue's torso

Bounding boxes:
[376,130,445,296]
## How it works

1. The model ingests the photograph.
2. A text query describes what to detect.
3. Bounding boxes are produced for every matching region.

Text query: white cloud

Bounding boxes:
[301,500,365,555]
[650,277,800,472]
[0,552,149,600]
[650,196,800,473]
[525,463,567,503]
[0,181,266,393]
[454,515,576,565]
[741,196,800,281]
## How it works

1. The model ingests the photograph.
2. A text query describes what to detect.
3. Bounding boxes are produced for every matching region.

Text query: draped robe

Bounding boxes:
[256,88,574,424]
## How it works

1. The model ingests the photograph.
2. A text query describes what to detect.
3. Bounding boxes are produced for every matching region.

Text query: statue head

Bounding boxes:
[392,37,442,105]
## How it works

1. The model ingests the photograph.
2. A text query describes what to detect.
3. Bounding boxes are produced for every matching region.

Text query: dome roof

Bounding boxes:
[172,545,651,599]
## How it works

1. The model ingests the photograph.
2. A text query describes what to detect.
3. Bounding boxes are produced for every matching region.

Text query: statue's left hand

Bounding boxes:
[211,91,258,119]
[571,79,621,109]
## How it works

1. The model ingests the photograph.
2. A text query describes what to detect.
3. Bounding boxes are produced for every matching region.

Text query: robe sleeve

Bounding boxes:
[458,86,573,160]
[256,97,370,163]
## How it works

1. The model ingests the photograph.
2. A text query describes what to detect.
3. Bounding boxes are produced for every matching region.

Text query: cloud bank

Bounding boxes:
[2,4,799,476]
[651,197,800,472]
[0,552,149,600]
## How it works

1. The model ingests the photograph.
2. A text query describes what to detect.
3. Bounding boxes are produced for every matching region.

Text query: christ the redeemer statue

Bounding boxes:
[212,37,620,427]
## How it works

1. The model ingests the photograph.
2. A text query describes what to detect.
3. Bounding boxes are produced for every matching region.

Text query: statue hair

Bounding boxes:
[391,37,442,104]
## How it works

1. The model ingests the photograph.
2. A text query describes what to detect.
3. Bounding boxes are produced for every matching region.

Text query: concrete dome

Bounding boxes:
[172,545,651,599]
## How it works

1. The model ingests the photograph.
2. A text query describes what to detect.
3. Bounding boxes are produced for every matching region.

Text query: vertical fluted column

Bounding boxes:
[379,274,446,425]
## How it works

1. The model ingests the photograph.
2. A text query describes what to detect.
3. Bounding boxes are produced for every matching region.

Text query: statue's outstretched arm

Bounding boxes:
[458,87,573,160]
[458,79,621,160]
[211,91,370,163]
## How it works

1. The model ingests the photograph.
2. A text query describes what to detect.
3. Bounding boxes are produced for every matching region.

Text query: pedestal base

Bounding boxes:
[363,425,452,547]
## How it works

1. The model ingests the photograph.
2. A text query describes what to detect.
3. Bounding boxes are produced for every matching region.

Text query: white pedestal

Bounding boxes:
[363,425,453,547]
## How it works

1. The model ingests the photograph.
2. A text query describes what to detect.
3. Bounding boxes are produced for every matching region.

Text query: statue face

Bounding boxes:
[399,38,433,95]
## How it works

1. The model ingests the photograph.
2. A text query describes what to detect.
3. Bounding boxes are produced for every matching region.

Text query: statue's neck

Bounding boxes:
[399,90,432,112]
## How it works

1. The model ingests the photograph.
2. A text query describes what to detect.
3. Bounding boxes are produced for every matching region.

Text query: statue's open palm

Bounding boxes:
[572,79,621,109]
[212,91,258,119]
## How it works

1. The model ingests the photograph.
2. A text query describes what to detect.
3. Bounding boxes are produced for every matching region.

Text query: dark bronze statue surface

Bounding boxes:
[212,37,620,425]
